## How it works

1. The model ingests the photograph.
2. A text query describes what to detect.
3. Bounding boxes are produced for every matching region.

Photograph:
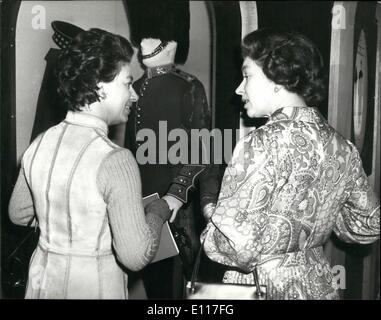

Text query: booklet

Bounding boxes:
[143,193,179,263]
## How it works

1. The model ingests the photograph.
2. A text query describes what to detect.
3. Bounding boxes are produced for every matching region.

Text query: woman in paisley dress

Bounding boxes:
[201,29,380,300]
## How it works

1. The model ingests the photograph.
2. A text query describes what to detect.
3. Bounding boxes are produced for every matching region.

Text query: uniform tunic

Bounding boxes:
[125,63,219,207]
[9,111,165,299]
[125,63,221,297]
[202,106,380,300]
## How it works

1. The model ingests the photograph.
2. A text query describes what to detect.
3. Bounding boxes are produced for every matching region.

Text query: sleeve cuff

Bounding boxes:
[167,165,206,203]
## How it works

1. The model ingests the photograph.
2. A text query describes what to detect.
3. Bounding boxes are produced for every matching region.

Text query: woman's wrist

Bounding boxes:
[203,203,216,220]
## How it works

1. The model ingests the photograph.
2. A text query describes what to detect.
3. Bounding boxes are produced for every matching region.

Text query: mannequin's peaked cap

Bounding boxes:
[52,21,84,50]
[125,0,190,64]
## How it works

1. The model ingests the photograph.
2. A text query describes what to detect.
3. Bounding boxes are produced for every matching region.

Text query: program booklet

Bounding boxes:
[143,193,179,263]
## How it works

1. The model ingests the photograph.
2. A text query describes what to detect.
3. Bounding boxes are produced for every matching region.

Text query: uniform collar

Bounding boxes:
[64,111,109,135]
[145,63,175,79]
[267,106,322,124]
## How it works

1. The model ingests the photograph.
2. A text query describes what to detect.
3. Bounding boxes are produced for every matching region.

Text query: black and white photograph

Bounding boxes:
[0,0,380,305]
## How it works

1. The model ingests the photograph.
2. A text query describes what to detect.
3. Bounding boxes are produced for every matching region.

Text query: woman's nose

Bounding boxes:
[130,87,138,102]
[235,80,244,96]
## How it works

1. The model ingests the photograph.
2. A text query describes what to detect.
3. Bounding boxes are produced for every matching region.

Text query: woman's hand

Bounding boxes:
[162,195,183,223]
[145,199,172,222]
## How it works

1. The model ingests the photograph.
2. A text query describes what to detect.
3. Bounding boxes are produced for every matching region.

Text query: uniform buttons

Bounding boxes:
[187,172,192,176]
[137,121,141,124]
[137,114,141,118]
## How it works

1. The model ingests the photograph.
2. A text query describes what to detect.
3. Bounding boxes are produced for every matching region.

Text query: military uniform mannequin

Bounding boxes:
[125,37,220,298]
[31,21,84,141]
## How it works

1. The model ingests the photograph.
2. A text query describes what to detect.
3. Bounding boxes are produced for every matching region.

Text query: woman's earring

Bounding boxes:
[99,88,107,100]
[274,86,280,93]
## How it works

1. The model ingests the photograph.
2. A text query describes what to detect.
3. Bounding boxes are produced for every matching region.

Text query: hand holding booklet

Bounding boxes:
[143,193,179,263]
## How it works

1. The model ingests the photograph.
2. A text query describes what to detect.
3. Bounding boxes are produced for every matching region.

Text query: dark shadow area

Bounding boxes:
[30,49,67,142]
[346,1,378,299]
[256,1,333,119]
[351,1,377,176]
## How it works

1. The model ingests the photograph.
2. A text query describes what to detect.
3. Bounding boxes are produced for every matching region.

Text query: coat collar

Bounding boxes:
[145,63,175,79]
[267,106,323,125]
[64,111,108,135]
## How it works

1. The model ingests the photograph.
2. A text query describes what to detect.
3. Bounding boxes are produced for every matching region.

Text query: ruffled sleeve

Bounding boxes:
[334,145,380,244]
[202,129,276,272]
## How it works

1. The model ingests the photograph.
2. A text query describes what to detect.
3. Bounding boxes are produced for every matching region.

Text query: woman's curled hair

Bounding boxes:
[56,28,134,111]
[242,29,327,105]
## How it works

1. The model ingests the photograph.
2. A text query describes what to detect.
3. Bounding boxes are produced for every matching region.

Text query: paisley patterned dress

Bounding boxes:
[202,106,380,300]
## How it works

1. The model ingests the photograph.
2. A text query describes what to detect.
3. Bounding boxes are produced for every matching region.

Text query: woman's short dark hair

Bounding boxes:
[242,29,327,105]
[56,28,134,111]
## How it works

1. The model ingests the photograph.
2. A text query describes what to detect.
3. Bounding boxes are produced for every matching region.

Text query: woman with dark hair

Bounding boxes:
[201,29,379,299]
[8,28,172,299]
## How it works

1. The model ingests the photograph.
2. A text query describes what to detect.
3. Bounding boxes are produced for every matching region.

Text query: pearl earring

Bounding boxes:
[99,89,107,100]
[274,86,280,93]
